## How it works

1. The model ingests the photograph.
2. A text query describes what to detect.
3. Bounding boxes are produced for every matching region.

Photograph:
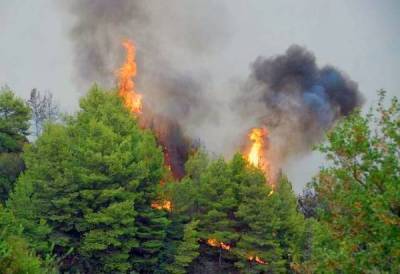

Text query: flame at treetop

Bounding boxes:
[246,127,269,172]
[245,127,276,189]
[117,39,142,114]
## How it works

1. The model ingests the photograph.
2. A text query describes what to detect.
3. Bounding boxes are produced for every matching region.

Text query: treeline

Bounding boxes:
[0,86,398,273]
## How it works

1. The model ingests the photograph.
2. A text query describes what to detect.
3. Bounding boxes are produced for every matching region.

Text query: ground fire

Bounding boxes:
[151,200,172,212]
[206,238,231,251]
[248,255,267,265]
[205,239,268,265]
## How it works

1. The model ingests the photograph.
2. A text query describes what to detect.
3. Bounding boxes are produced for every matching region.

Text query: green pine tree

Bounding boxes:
[0,87,31,203]
[8,86,166,273]
[273,177,307,272]
[167,152,306,273]
[0,205,55,273]
[234,163,286,273]
[167,220,200,274]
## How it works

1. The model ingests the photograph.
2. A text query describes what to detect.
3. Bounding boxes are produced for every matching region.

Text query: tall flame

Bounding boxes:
[117,39,142,114]
[247,128,268,170]
[246,127,276,189]
[117,39,173,211]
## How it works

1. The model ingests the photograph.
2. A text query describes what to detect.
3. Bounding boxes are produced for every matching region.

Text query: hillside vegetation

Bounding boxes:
[0,87,398,273]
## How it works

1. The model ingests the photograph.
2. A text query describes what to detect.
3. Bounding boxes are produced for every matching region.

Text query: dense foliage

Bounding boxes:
[0,205,55,273]
[0,88,398,273]
[303,90,400,273]
[165,152,306,273]
[0,87,31,203]
[8,87,167,273]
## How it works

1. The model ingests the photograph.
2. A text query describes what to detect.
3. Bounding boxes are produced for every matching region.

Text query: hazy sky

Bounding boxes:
[1,0,399,192]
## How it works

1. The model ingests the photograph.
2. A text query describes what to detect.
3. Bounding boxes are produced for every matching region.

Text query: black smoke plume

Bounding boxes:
[60,0,230,177]
[237,45,364,168]
[60,1,364,182]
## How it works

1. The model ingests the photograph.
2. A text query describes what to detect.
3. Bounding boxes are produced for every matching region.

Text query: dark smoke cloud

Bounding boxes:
[63,0,143,88]
[60,0,230,177]
[60,1,364,181]
[60,0,230,121]
[237,45,364,169]
[60,0,229,131]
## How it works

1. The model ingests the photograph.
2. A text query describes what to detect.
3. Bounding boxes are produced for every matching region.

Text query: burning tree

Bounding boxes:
[117,39,142,115]
[8,87,168,273]
[244,127,277,187]
[246,128,268,169]
[166,152,306,273]
[117,39,191,180]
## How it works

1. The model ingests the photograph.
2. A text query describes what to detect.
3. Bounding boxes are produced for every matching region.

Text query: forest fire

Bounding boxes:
[206,239,268,265]
[151,200,172,212]
[206,239,231,251]
[248,255,267,265]
[247,127,268,169]
[117,39,142,114]
[116,40,273,260]
[117,39,275,189]
[245,127,276,187]
[117,39,177,212]
[117,39,190,180]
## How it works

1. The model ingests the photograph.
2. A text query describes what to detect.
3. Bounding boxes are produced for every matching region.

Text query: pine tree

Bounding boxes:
[234,162,286,273]
[0,87,31,203]
[168,152,308,273]
[0,205,55,273]
[167,220,200,274]
[132,207,170,273]
[273,177,307,272]
[8,86,166,272]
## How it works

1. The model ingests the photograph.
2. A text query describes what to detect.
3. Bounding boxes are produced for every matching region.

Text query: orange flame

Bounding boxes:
[151,200,172,212]
[248,255,268,265]
[206,239,267,264]
[245,127,277,187]
[116,39,175,211]
[246,128,269,171]
[117,39,142,114]
[207,238,231,251]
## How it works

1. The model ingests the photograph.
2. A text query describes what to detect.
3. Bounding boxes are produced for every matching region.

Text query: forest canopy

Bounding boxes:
[0,87,398,273]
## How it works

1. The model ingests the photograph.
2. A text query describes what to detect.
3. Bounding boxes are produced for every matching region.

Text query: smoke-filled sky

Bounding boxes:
[1,0,399,192]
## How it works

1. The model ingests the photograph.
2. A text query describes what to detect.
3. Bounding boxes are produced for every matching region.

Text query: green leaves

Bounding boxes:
[0,87,31,152]
[3,85,397,273]
[308,91,400,273]
[0,206,54,273]
[167,220,200,274]
[0,87,31,203]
